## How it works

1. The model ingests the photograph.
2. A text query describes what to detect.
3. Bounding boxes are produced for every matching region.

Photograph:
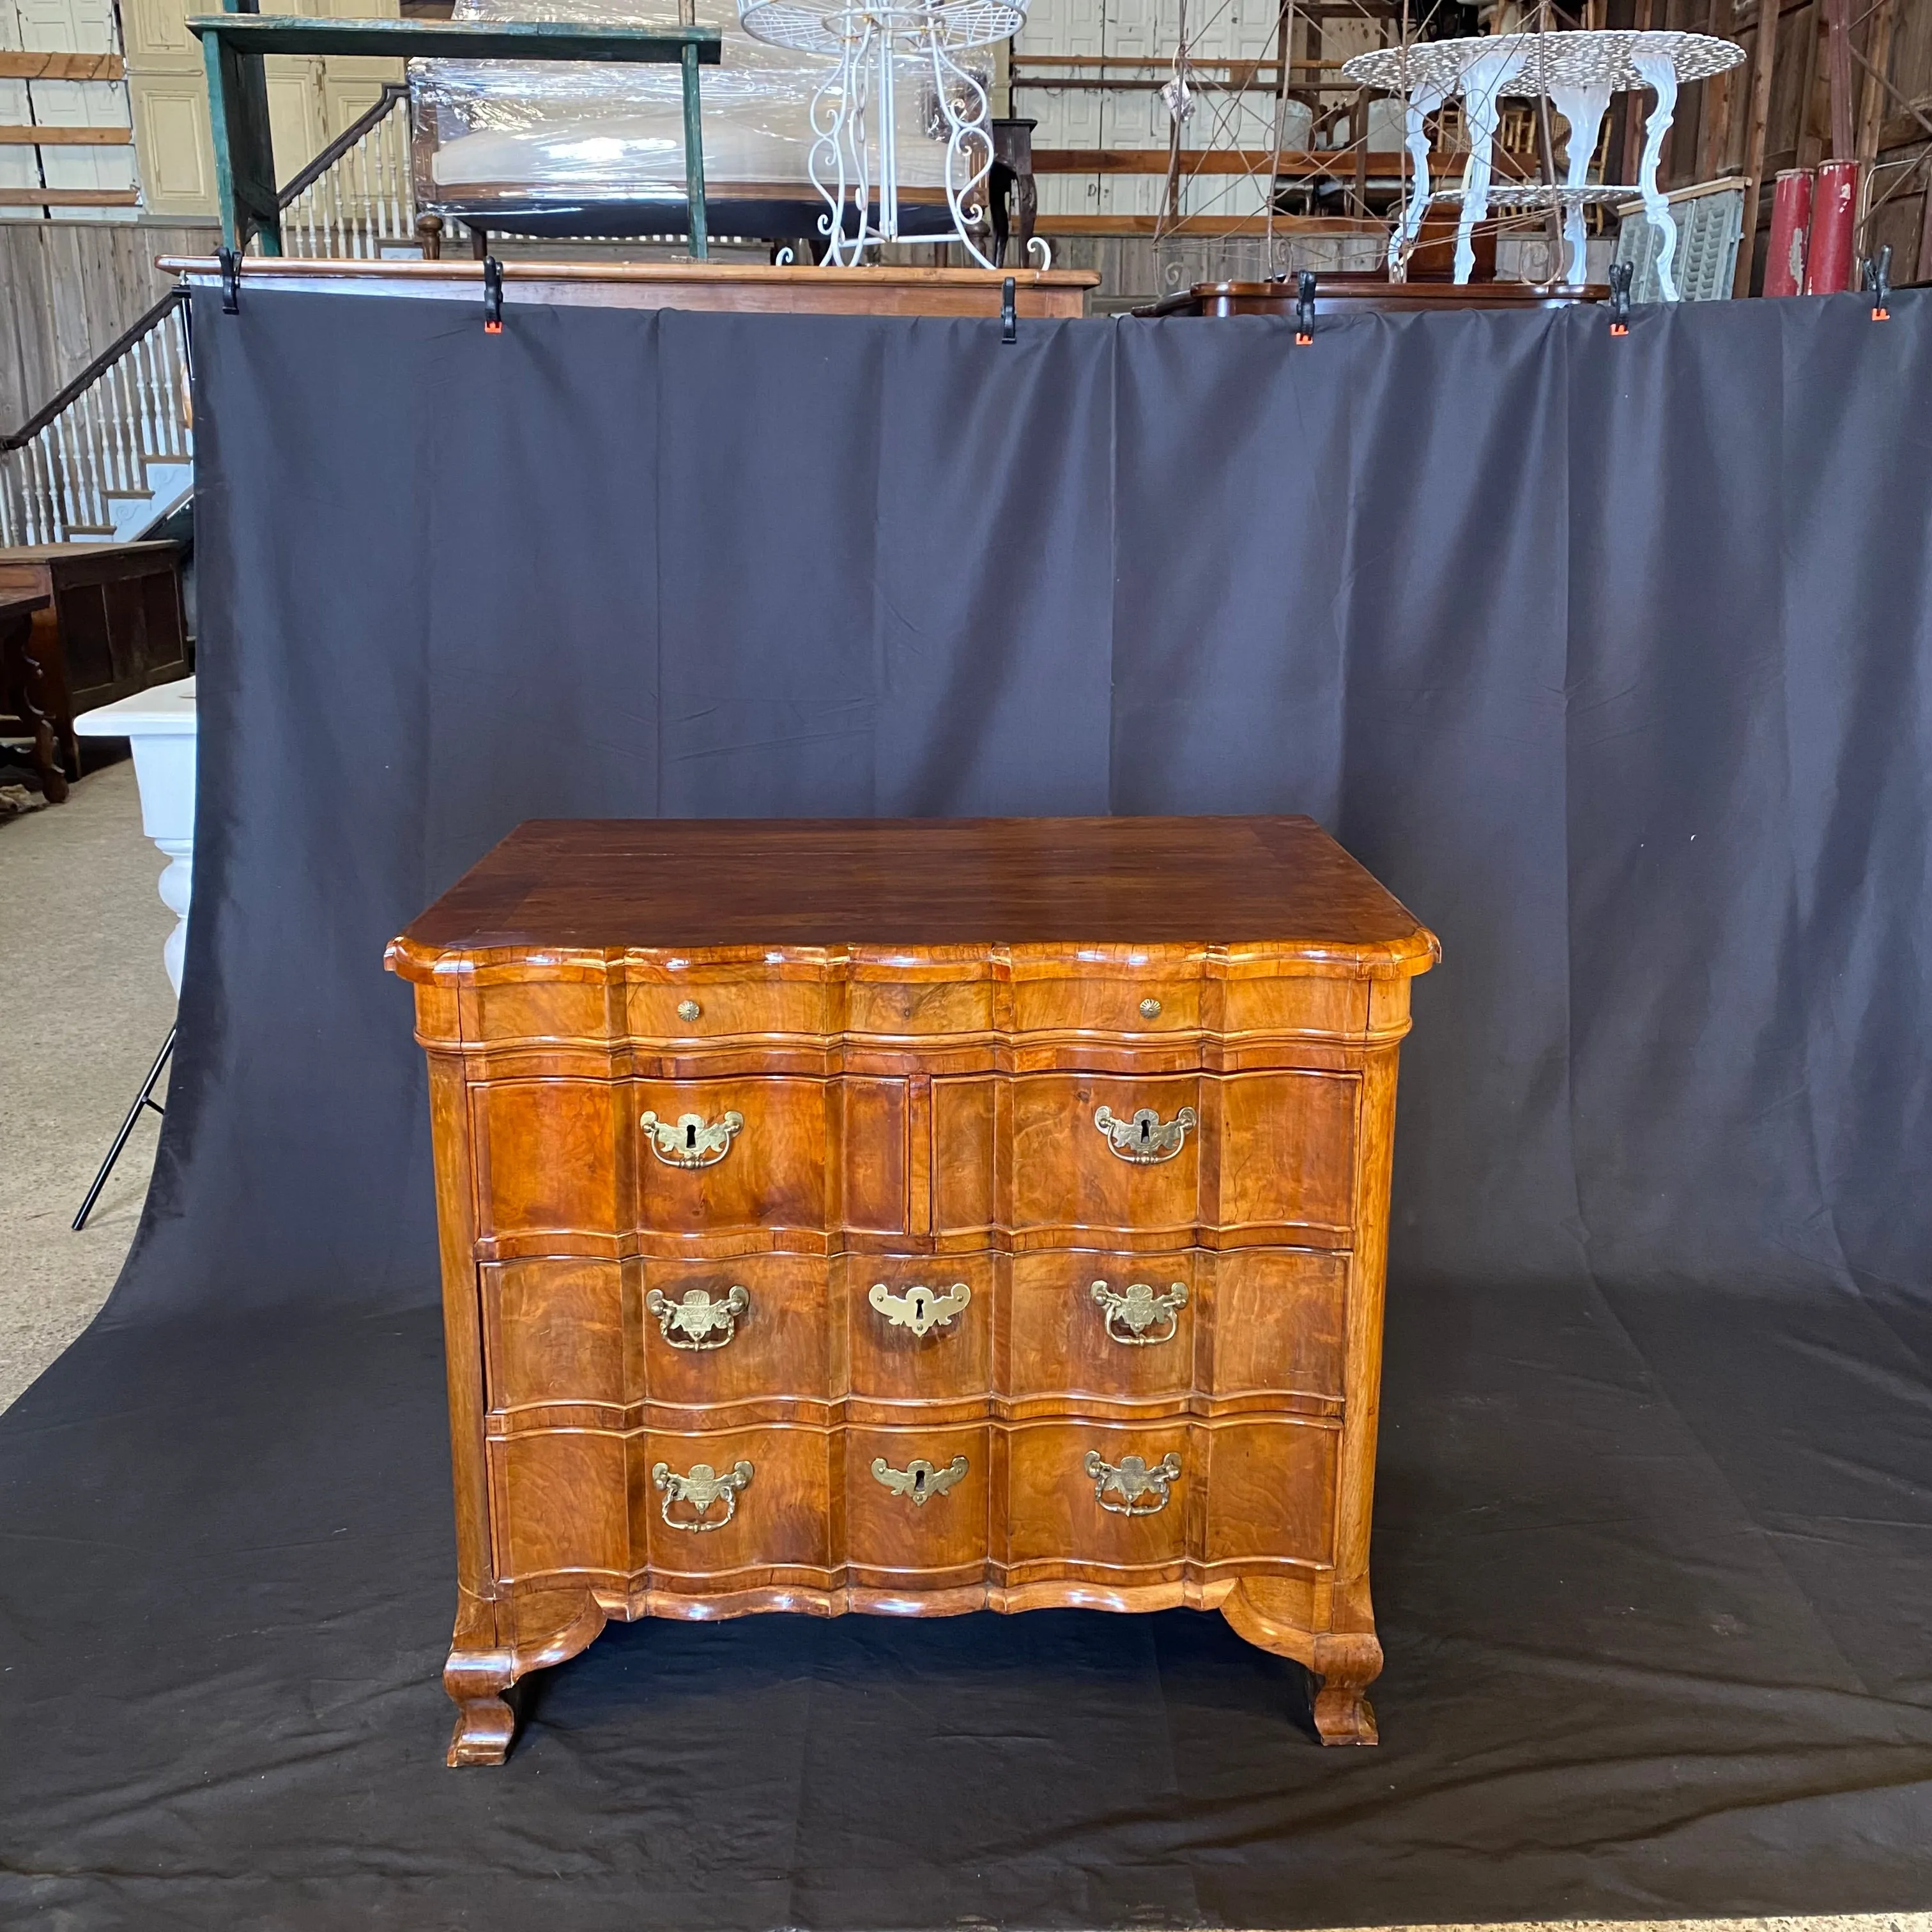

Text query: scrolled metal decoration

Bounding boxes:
[640,1108,744,1168]
[1091,1278,1188,1347]
[868,1280,972,1337]
[645,1284,749,1351]
[1083,1450,1182,1517]
[1092,1103,1197,1164]
[871,1453,969,1507]
[651,1458,754,1531]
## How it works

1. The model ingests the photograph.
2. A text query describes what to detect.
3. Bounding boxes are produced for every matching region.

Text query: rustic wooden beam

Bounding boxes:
[1853,0,1897,258]
[1035,147,1449,174]
[0,187,140,206]
[0,124,134,146]
[1735,0,1781,294]
[0,50,124,80]
[1821,0,1854,160]
[1036,212,1387,236]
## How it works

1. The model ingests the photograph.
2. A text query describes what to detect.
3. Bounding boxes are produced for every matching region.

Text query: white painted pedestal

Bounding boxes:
[73,676,197,996]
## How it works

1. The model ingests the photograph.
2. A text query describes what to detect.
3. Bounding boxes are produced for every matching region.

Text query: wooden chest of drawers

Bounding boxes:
[387,816,1436,1765]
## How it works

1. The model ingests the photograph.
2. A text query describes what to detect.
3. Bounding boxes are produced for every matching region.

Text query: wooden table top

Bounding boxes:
[0,588,52,614]
[0,541,179,564]
[160,259,1100,320]
[392,816,1437,971]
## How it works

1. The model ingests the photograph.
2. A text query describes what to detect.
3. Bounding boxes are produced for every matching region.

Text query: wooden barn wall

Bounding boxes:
[0,218,216,434]
[1612,0,1932,291]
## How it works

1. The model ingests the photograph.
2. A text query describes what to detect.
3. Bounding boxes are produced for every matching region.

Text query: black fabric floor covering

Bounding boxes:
[3,1268,1928,1930]
[7,289,1932,1928]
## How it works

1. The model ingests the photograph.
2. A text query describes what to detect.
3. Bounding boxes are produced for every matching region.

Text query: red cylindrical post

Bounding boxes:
[1764,167,1814,297]
[1805,158,1862,294]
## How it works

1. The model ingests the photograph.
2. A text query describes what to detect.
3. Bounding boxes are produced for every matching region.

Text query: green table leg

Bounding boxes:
[681,40,708,261]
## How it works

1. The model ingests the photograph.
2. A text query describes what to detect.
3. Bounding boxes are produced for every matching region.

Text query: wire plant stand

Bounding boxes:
[740,0,1025,265]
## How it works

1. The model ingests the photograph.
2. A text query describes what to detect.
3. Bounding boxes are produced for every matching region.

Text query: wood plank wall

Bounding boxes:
[1630,0,1932,289]
[0,218,217,434]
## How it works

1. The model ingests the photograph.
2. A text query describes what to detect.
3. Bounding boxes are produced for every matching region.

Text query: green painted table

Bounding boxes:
[185,10,723,259]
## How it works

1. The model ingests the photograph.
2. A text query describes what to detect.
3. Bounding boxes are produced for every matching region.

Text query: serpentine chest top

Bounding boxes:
[387,816,1437,1765]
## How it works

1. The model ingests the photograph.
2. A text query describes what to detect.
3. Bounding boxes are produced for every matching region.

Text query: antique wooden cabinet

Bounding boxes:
[387,816,1437,1765]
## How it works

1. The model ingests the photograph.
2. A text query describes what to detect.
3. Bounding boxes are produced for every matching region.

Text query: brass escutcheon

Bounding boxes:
[871,1454,969,1507]
[640,1108,743,1167]
[1093,1103,1196,1163]
[869,1280,971,1337]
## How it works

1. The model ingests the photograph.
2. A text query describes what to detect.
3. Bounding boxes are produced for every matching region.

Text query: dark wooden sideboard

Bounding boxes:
[388,815,1437,1766]
[0,542,190,802]
[1137,275,1607,319]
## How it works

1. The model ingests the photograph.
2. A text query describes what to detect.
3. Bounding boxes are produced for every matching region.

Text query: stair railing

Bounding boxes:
[270,82,425,260]
[0,289,192,548]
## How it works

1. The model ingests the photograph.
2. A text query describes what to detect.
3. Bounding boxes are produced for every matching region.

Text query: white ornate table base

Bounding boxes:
[739,0,1023,266]
[1344,30,1744,299]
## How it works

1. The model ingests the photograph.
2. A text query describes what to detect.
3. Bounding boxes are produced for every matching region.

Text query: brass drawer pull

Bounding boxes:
[652,1459,753,1531]
[645,1285,749,1350]
[1084,1450,1181,1517]
[676,998,702,1023]
[640,1108,744,1168]
[869,1280,970,1337]
[1093,1103,1196,1164]
[1091,1278,1187,1346]
[871,1454,969,1507]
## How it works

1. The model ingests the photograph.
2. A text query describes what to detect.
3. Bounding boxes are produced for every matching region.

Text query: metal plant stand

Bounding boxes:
[738,0,1024,266]
[1342,30,1743,299]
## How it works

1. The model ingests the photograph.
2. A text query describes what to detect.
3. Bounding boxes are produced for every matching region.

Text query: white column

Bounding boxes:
[72,677,198,997]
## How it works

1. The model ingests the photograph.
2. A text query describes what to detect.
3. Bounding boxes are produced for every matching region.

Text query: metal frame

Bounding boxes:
[186,6,721,259]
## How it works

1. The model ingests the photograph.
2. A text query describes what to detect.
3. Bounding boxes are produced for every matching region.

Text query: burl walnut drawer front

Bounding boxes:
[1003,1419,1338,1579]
[482,1254,834,1421]
[470,1075,908,1252]
[1004,1248,1349,1412]
[933,1070,1361,1245]
[843,1254,993,1410]
[482,1246,1349,1427]
[488,1417,1338,1591]
[846,1422,992,1584]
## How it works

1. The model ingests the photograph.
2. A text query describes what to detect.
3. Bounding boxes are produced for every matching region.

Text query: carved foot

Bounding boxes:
[1311,1630,1383,1747]
[441,1584,608,1767]
[1312,1682,1379,1745]
[447,1692,516,1767]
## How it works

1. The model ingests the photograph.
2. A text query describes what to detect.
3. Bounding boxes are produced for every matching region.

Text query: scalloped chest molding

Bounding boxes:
[387,815,1438,1765]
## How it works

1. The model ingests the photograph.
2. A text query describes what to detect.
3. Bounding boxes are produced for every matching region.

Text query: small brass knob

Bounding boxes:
[1138,997,1162,1020]
[677,999,701,1023]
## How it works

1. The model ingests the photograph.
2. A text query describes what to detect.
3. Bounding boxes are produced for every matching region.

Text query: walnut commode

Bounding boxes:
[387,815,1438,1765]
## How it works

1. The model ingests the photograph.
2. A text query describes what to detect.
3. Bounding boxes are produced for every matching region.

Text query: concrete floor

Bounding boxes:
[0,758,176,1415]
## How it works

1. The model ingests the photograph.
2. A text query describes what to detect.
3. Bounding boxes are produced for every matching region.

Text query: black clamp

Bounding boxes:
[1862,243,1892,321]
[1294,270,1316,344]
[1001,275,1017,344]
[1607,259,1632,336]
[217,245,240,316]
[483,254,504,334]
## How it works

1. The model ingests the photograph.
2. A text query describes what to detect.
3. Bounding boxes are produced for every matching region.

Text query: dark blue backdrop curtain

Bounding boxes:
[0,288,1927,1929]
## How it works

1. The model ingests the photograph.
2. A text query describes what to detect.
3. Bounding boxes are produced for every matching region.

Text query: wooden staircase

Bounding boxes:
[0,83,435,546]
